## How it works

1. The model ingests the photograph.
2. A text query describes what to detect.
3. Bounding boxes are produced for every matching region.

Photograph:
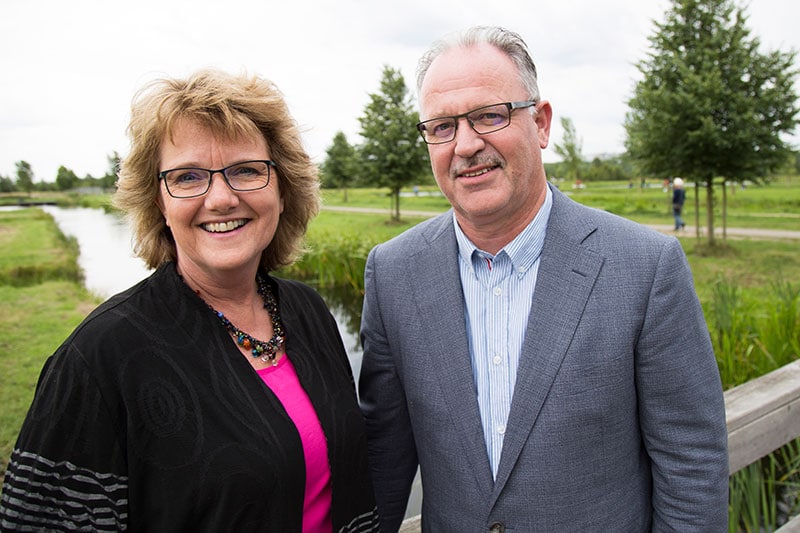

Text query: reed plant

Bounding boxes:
[706,277,800,530]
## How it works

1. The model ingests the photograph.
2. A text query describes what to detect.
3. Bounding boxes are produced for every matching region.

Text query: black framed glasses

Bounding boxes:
[416,101,537,145]
[158,159,276,199]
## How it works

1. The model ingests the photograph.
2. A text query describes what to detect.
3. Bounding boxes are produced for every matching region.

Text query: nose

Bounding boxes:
[204,172,239,209]
[453,117,485,158]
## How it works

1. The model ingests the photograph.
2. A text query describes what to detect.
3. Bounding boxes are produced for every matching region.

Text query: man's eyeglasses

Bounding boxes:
[416,101,537,145]
[158,159,276,199]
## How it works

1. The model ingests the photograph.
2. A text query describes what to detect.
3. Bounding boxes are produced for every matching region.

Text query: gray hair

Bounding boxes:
[416,26,541,102]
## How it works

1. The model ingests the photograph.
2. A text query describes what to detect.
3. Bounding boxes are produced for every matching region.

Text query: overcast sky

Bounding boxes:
[2,0,798,182]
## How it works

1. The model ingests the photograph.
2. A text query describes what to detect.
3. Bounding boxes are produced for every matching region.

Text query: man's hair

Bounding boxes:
[416,26,541,102]
[114,69,320,271]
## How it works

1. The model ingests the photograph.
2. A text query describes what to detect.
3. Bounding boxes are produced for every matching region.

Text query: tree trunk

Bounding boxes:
[722,180,728,243]
[706,177,715,246]
[694,182,701,239]
[392,188,401,221]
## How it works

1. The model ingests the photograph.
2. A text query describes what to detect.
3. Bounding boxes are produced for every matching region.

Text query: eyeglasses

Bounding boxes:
[416,101,537,145]
[158,159,276,199]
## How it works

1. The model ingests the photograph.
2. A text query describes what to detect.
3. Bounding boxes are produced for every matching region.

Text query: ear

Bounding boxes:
[534,101,553,149]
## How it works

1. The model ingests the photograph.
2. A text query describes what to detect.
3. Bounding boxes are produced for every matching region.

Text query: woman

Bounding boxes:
[0,70,378,532]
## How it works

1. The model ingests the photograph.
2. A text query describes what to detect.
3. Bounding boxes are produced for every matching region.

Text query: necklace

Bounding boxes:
[193,274,285,365]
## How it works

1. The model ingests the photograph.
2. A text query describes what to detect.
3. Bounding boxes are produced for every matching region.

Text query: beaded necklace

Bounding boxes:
[195,274,285,365]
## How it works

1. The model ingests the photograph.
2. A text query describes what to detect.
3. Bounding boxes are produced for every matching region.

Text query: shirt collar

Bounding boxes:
[454,185,552,275]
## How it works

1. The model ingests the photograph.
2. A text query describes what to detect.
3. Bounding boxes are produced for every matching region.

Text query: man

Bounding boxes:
[673,177,687,230]
[359,26,728,531]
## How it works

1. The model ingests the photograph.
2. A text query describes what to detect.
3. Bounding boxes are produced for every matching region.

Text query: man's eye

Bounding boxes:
[431,121,454,136]
[473,112,506,125]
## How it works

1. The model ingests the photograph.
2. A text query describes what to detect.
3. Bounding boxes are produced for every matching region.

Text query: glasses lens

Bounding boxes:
[419,118,457,144]
[468,104,511,134]
[164,168,210,198]
[225,161,271,191]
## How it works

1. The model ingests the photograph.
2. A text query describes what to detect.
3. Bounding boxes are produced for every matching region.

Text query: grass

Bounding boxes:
[0,208,83,285]
[0,282,98,471]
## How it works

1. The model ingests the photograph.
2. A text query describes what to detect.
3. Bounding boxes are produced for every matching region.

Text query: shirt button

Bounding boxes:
[493,287,502,296]
[497,424,506,435]
[493,355,502,365]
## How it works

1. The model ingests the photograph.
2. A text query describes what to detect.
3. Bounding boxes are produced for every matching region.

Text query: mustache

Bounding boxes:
[451,156,504,178]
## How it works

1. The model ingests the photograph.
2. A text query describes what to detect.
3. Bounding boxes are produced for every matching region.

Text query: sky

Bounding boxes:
[2,0,799,182]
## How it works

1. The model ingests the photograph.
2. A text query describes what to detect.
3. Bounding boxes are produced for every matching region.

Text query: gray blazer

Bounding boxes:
[359,185,728,532]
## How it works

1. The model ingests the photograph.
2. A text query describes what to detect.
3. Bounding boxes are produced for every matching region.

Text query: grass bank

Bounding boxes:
[0,209,100,480]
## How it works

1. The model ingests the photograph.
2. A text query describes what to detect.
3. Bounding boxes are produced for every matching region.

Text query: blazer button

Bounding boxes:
[488,522,505,533]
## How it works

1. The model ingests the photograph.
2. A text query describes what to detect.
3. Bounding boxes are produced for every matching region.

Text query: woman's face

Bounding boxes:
[157,118,284,281]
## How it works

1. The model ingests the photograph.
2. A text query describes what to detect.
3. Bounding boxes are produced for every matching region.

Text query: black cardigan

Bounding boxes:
[0,263,378,532]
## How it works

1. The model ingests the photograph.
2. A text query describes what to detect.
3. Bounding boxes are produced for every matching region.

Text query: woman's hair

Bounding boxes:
[416,26,541,102]
[114,69,320,271]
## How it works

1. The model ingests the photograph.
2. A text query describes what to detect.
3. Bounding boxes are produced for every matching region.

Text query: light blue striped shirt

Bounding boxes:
[454,186,552,477]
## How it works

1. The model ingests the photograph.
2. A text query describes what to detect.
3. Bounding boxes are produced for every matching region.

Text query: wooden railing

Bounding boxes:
[399,359,800,532]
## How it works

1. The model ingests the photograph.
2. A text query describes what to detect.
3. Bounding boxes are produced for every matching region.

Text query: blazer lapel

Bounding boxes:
[490,192,605,504]
[406,215,495,498]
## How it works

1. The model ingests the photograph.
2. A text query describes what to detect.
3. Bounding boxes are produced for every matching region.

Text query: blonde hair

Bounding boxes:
[114,69,320,271]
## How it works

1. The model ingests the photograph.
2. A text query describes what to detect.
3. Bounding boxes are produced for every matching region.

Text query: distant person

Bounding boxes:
[359,26,728,531]
[673,176,687,230]
[0,69,378,532]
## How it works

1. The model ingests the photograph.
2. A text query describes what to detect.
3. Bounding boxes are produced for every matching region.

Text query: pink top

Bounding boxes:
[257,356,333,533]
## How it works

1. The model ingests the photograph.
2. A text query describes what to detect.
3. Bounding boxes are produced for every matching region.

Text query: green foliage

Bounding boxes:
[0,175,15,193]
[14,160,34,195]
[357,66,429,220]
[707,277,800,530]
[321,131,358,200]
[626,0,799,184]
[55,165,79,191]
[553,117,584,181]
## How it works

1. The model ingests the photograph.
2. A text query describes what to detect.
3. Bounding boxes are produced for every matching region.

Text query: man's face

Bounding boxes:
[419,43,552,237]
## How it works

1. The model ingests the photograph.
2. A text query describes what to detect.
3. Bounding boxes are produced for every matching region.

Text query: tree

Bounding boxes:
[625,0,799,245]
[15,160,34,196]
[55,166,79,191]
[553,117,584,182]
[322,131,358,201]
[358,66,428,221]
[101,152,121,190]
[0,174,14,192]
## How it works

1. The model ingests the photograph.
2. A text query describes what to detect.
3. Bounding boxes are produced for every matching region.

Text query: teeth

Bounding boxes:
[462,168,492,178]
[203,219,246,233]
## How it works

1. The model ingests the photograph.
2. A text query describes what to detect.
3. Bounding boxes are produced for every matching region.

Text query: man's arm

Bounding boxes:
[359,247,419,532]
[636,238,729,529]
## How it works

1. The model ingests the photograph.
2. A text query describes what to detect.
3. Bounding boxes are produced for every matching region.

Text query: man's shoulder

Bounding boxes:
[372,211,453,256]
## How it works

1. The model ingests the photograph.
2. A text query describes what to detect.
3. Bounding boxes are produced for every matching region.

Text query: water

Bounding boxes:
[40,206,152,297]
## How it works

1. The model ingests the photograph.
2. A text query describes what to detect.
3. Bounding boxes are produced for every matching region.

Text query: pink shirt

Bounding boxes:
[257,356,333,532]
